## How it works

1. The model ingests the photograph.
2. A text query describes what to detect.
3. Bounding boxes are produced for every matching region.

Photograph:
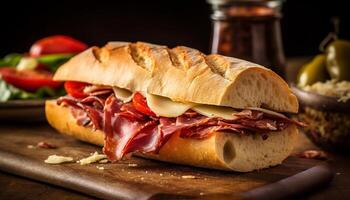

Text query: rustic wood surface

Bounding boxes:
[0,122,339,200]
[0,171,94,200]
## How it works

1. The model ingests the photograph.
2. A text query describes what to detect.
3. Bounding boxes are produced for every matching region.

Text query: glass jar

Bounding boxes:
[208,0,286,77]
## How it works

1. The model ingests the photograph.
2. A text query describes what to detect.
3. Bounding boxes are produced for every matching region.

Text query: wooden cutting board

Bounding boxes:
[0,123,332,200]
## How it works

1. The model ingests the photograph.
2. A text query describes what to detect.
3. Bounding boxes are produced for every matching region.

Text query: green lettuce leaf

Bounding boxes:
[0,78,65,102]
[0,53,23,67]
[37,53,74,72]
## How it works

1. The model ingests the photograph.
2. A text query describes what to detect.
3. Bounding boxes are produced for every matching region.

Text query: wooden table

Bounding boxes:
[0,122,349,200]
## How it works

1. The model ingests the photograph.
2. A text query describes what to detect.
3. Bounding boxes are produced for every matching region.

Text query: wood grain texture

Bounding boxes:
[0,100,45,122]
[0,172,94,200]
[0,123,330,199]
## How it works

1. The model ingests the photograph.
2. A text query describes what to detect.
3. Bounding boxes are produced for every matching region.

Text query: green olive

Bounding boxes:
[297,54,329,87]
[326,40,350,81]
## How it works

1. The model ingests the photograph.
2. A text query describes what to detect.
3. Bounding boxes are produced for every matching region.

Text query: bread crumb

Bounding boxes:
[79,152,107,165]
[140,177,144,180]
[128,163,138,167]
[200,192,205,196]
[295,150,328,160]
[37,141,57,149]
[96,166,104,170]
[159,173,163,176]
[45,155,73,164]
[99,159,109,164]
[27,145,35,149]
[181,175,196,179]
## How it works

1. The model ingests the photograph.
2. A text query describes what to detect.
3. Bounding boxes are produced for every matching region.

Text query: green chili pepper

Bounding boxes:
[297,54,330,87]
[326,40,350,81]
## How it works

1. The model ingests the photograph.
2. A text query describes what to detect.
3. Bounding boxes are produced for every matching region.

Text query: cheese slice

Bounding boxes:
[136,92,284,119]
[146,93,194,117]
[145,93,284,119]
[113,87,133,103]
[192,105,238,120]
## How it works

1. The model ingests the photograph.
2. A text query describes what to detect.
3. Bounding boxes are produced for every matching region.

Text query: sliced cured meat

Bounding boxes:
[58,90,305,161]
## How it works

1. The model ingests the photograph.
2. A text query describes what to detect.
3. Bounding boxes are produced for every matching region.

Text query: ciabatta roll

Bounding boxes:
[46,41,302,172]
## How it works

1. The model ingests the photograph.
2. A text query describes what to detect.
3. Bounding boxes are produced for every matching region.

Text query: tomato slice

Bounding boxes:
[64,81,89,99]
[0,67,62,92]
[132,92,156,116]
[30,35,88,57]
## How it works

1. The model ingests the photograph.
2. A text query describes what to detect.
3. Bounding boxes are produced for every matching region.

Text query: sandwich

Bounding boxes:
[45,42,304,172]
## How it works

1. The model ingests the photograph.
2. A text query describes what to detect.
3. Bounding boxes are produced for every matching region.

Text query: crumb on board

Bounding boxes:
[99,159,109,164]
[295,150,328,160]
[79,152,107,165]
[45,155,74,164]
[128,163,138,167]
[200,192,205,196]
[27,145,35,149]
[181,175,196,179]
[96,166,105,170]
[37,141,57,149]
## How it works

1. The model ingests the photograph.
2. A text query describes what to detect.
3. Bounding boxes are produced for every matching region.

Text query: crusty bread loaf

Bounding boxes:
[54,42,298,113]
[46,100,297,172]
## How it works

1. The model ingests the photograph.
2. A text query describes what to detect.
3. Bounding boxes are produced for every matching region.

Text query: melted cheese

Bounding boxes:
[113,87,133,103]
[111,87,284,119]
[192,105,238,119]
[145,93,285,119]
[146,93,194,117]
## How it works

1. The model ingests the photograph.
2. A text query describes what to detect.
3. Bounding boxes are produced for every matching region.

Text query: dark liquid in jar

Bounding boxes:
[211,15,285,77]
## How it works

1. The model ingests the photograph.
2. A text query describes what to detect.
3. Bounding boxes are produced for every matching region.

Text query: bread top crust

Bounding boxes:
[54,41,298,113]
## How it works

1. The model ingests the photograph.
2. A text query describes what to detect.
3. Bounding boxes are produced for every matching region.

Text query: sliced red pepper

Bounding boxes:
[64,81,89,99]
[132,92,156,116]
[0,67,61,92]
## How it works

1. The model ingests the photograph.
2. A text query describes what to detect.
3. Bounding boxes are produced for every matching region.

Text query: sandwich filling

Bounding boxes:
[57,81,305,161]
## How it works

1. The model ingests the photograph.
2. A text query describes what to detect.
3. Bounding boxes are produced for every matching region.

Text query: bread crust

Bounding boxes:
[54,42,298,113]
[46,100,297,172]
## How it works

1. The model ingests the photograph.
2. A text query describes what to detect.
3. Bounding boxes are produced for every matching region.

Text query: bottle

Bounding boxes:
[208,0,286,77]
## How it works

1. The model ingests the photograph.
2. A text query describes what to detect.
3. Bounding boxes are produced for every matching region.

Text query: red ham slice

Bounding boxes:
[102,95,161,160]
[80,95,105,109]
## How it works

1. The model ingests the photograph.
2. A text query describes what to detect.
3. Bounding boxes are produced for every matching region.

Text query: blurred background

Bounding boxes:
[1,0,349,57]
